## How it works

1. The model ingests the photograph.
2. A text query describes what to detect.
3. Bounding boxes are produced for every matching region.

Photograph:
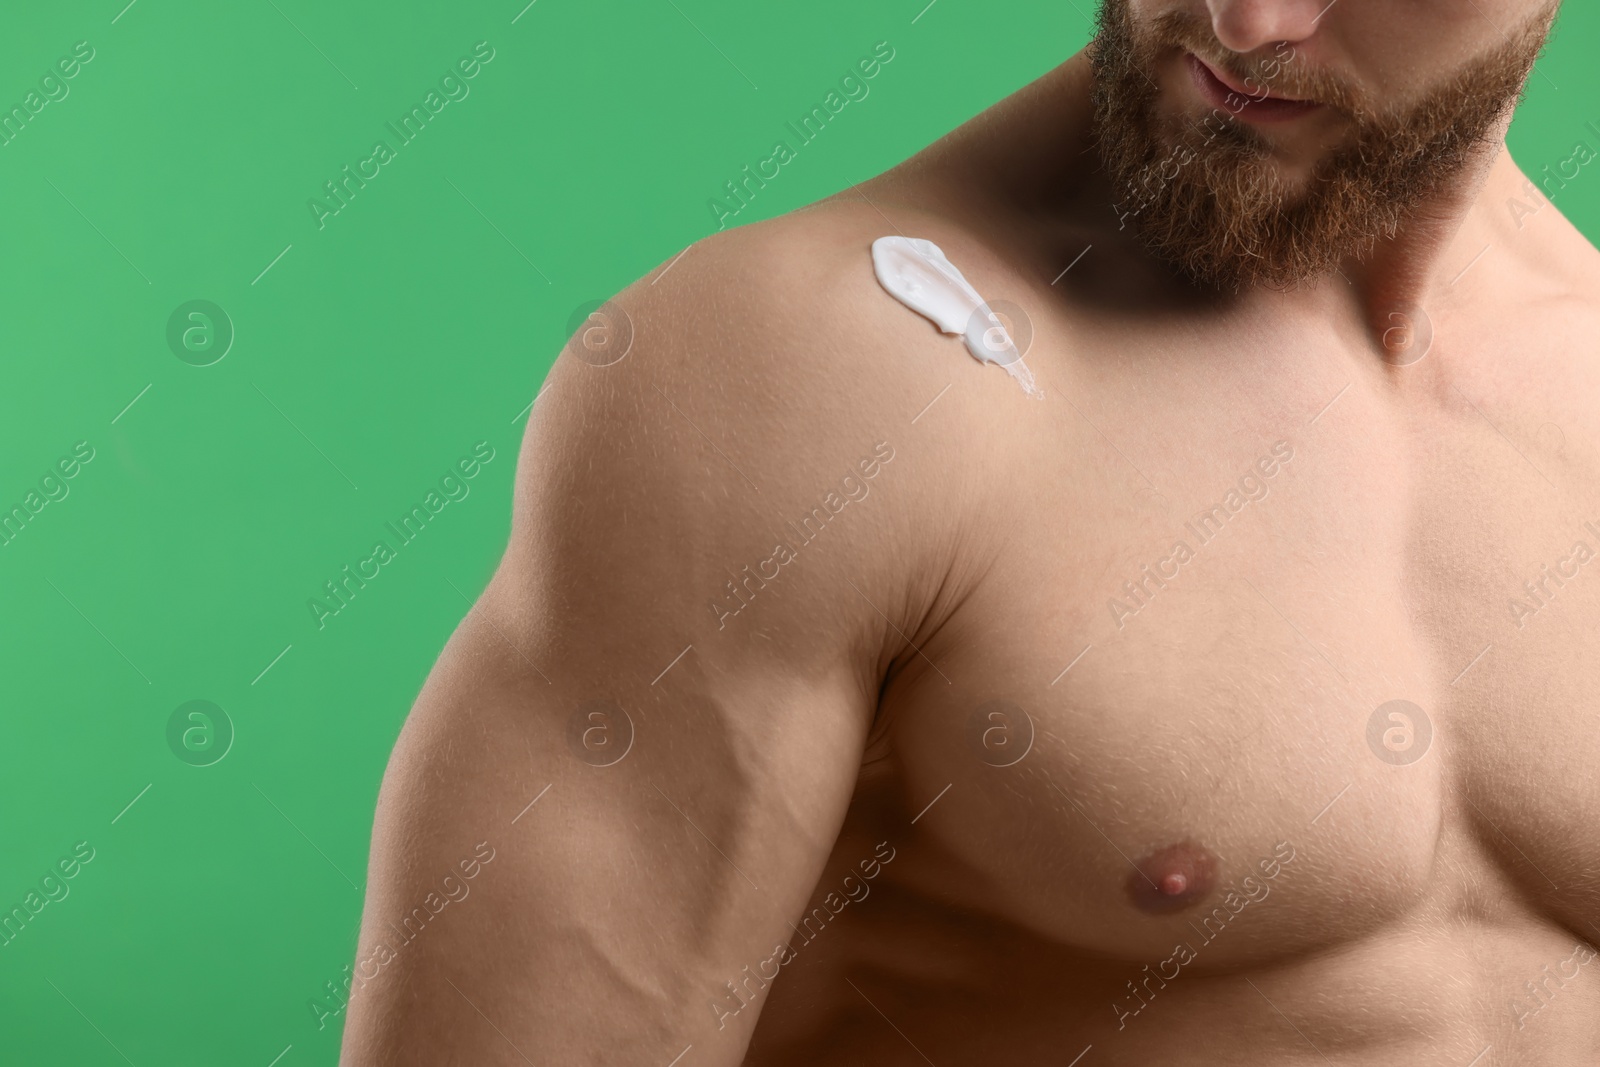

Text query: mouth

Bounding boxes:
[1184,51,1321,123]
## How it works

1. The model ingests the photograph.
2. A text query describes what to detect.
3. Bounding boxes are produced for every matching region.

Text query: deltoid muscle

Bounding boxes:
[870,235,1042,398]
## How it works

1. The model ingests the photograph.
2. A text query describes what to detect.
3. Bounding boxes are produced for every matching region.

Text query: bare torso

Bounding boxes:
[340,48,1600,1067]
[742,52,1600,1066]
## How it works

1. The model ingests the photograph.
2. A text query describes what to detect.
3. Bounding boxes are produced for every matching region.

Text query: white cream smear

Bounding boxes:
[871,235,1041,397]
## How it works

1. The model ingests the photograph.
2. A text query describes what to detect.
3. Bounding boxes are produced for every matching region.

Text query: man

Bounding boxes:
[342,0,1600,1062]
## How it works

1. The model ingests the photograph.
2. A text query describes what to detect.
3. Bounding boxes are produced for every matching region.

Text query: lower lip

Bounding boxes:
[1185,52,1321,123]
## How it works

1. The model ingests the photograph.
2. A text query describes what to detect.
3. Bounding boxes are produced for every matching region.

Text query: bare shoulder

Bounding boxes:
[1475,173,1600,454]
[501,196,1026,678]
[517,195,1014,532]
[499,202,975,661]
[1511,197,1600,372]
[1559,217,1600,301]
[1497,155,1600,302]
[596,199,965,423]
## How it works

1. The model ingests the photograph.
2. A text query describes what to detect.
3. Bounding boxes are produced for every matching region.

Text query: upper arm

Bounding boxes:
[339,225,913,1065]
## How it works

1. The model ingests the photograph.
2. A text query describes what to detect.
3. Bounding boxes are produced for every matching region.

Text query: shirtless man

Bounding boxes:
[341,0,1600,1062]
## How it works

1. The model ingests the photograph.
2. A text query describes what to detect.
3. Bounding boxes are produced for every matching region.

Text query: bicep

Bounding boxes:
[340,302,880,1066]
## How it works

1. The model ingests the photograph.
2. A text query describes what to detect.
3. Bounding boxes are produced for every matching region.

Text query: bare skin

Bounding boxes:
[340,15,1600,1067]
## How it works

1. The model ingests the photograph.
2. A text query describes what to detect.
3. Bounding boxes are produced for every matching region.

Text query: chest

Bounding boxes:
[880,318,1600,963]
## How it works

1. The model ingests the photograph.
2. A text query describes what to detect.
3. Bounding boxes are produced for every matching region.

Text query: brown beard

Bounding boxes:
[1087,0,1556,292]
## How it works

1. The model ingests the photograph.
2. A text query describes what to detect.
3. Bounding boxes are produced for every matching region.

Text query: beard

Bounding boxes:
[1088,0,1556,292]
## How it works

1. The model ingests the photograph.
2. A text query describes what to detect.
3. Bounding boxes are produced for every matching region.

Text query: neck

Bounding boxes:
[1342,109,1517,362]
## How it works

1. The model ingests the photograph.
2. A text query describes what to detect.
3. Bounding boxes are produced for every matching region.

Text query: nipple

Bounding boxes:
[1126,841,1218,915]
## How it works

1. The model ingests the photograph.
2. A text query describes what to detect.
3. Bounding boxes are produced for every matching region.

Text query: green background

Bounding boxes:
[0,1,1594,1063]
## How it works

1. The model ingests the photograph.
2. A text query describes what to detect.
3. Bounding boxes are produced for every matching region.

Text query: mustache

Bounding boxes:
[1144,10,1360,113]
[1089,0,1554,292]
